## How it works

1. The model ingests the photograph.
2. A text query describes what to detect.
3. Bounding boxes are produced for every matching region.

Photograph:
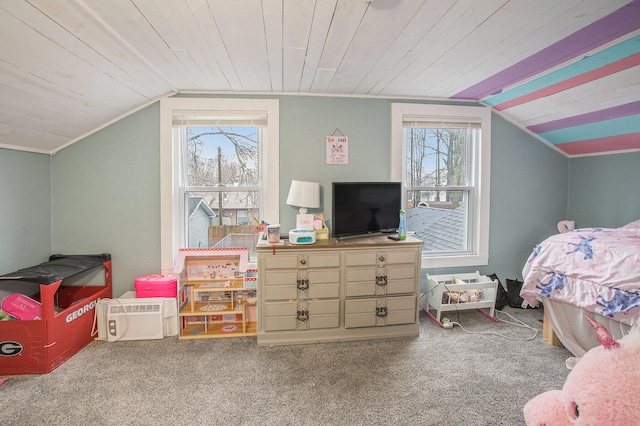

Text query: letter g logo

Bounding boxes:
[0,341,23,357]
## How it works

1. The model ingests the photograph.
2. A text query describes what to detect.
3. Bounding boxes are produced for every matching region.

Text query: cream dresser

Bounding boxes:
[256,235,422,346]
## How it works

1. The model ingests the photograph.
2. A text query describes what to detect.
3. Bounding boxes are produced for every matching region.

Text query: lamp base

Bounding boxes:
[296,213,314,230]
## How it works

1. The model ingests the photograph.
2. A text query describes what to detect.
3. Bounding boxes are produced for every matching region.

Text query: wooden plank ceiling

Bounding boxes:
[0,0,638,156]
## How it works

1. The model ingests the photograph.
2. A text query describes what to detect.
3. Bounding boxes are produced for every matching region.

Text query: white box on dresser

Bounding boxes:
[256,235,422,346]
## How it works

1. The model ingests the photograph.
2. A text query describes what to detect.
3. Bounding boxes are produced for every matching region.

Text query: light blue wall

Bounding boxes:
[568,151,640,228]
[426,115,569,282]
[51,104,161,295]
[4,96,637,298]
[0,148,51,274]
[48,96,571,296]
[279,96,393,230]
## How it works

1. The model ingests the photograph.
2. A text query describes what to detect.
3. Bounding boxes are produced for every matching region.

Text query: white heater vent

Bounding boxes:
[95,295,177,342]
[109,304,161,314]
[106,301,164,342]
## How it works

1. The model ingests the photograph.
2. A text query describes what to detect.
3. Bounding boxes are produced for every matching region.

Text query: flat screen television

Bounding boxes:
[332,182,402,239]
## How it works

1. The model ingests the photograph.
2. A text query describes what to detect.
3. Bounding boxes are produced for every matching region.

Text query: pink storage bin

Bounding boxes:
[135,274,177,298]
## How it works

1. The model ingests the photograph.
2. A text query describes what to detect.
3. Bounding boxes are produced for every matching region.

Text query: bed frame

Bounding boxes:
[542,298,631,357]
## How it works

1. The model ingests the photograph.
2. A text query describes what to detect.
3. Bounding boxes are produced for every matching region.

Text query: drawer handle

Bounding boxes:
[378,255,385,262]
[299,258,307,265]
[376,307,388,317]
[376,275,388,286]
[297,310,309,321]
[297,279,310,290]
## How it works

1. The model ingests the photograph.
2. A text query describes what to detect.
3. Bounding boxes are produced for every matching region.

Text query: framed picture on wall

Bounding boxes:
[326,135,348,164]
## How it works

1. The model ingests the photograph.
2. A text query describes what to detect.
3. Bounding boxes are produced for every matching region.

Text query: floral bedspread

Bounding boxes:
[521,220,640,327]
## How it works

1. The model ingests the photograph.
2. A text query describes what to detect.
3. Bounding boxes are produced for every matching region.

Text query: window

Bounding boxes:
[160,98,279,271]
[391,103,491,268]
[178,117,262,249]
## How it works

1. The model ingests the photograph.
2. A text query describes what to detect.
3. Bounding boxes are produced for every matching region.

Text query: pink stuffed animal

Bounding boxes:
[524,317,640,425]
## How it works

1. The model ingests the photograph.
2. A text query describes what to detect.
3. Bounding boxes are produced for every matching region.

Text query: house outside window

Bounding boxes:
[160,98,279,271]
[391,103,491,268]
[180,123,261,248]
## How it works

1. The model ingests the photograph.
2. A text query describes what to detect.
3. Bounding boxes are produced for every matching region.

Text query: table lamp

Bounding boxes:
[286,180,320,230]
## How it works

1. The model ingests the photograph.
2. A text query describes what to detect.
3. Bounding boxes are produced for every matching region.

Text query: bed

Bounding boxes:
[521,220,640,357]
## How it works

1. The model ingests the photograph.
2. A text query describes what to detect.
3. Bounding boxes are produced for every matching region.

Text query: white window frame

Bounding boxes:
[391,103,491,268]
[160,98,279,273]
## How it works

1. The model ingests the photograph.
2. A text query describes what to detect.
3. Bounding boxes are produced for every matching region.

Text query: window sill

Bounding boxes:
[421,254,489,269]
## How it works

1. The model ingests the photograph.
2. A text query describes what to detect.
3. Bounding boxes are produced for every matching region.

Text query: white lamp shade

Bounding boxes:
[286,180,320,212]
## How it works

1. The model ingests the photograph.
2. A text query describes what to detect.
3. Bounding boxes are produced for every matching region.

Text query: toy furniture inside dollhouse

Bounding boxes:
[175,248,257,339]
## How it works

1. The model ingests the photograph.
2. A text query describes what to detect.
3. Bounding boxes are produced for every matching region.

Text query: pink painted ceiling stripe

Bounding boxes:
[451,0,640,100]
[556,133,640,156]
[528,101,640,133]
[493,53,640,111]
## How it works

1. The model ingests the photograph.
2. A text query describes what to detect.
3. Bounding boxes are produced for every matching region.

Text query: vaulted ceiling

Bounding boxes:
[1,0,639,156]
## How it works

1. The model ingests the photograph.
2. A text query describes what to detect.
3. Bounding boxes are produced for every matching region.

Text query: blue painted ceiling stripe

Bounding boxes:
[528,101,640,133]
[452,0,640,100]
[484,35,640,106]
[539,114,640,144]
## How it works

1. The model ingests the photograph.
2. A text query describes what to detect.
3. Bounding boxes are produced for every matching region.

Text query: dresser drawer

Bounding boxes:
[344,251,378,266]
[387,265,415,280]
[264,253,341,270]
[386,250,418,265]
[343,298,377,328]
[264,301,298,317]
[344,296,416,328]
[307,253,341,268]
[386,279,416,295]
[386,265,416,295]
[265,270,297,285]
[345,281,376,298]
[345,265,415,297]
[306,299,340,329]
[264,269,340,300]
[263,285,295,301]
[264,254,298,269]
[308,269,340,285]
[386,295,416,311]
[264,270,297,300]
[345,264,415,283]
[264,299,339,331]
[385,296,417,325]
[345,267,376,282]
[385,308,417,326]
[308,314,339,329]
[263,301,298,331]
[307,281,340,299]
[264,316,298,331]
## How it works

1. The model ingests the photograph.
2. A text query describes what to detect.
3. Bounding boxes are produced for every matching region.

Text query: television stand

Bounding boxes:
[256,235,422,346]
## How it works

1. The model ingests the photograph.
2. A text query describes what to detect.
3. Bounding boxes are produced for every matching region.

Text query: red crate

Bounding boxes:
[0,254,112,375]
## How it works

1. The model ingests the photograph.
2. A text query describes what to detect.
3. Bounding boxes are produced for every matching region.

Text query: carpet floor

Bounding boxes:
[0,306,571,425]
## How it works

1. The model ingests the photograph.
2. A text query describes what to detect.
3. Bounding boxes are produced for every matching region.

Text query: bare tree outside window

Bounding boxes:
[184,126,261,247]
[405,126,474,253]
[187,128,259,188]
[406,128,467,204]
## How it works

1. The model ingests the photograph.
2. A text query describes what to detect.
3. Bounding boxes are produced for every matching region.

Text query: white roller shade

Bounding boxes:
[173,110,268,127]
[402,114,481,129]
